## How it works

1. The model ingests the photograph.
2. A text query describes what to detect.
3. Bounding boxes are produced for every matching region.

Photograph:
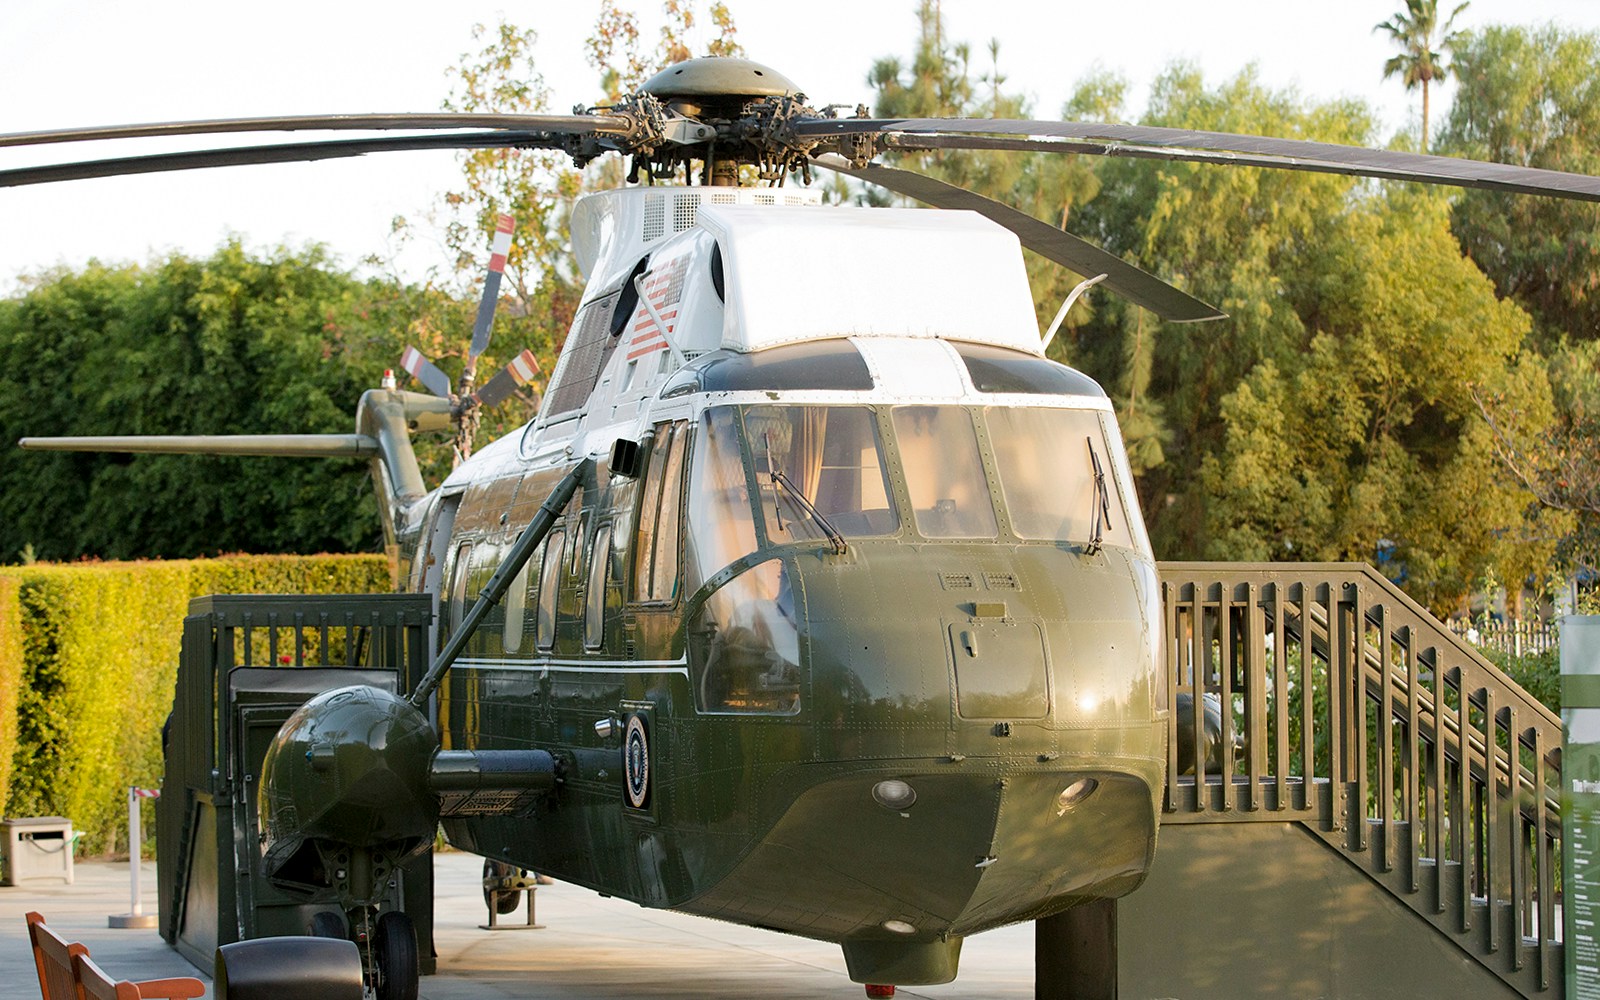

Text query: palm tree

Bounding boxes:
[1375,0,1470,149]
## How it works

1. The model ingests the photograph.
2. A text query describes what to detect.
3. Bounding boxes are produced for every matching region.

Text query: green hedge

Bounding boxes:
[1,554,390,853]
[0,577,19,818]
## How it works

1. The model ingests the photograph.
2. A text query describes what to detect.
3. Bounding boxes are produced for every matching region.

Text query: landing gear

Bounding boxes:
[373,910,419,1000]
[483,859,522,915]
[1035,898,1117,1000]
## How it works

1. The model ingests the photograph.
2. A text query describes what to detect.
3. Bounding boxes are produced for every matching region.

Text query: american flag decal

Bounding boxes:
[628,254,691,361]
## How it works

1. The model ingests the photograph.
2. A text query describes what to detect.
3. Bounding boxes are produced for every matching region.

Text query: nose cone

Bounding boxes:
[684,765,1157,944]
[259,685,439,863]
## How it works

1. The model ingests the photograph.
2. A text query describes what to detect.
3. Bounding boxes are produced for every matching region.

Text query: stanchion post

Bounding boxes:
[109,786,158,929]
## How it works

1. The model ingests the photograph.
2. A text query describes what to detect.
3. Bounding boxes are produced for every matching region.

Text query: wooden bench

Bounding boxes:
[26,912,205,1000]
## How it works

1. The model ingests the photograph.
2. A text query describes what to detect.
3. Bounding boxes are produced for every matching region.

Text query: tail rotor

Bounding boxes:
[394,213,542,464]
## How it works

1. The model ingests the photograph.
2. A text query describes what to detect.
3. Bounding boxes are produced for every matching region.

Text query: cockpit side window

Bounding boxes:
[890,406,998,538]
[985,406,1133,549]
[743,405,898,547]
[686,407,760,593]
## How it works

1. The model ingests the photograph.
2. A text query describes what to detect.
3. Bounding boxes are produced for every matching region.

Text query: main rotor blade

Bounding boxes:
[796,117,1600,203]
[813,155,1224,323]
[0,113,629,149]
[0,131,579,188]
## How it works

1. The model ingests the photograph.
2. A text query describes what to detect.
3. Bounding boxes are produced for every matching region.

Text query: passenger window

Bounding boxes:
[446,541,474,636]
[536,530,565,652]
[891,407,998,538]
[633,430,667,599]
[650,426,688,602]
[502,555,531,654]
[586,524,613,649]
[633,422,688,603]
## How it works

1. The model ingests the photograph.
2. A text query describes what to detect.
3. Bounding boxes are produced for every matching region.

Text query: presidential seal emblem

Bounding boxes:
[624,713,650,809]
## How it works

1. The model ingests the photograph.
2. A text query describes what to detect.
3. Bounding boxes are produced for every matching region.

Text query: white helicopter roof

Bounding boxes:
[698,204,1043,357]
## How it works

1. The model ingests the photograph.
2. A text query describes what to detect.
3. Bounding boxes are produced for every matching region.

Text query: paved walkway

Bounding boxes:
[1,853,1034,998]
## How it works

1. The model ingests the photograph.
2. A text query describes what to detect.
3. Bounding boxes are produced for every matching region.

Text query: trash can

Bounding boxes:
[1,817,75,885]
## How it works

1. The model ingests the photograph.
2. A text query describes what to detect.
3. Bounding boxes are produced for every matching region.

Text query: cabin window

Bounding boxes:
[446,541,474,636]
[502,556,531,654]
[633,422,688,603]
[985,406,1133,548]
[688,558,801,715]
[536,530,565,652]
[585,524,613,650]
[650,427,688,601]
[743,405,898,546]
[890,407,998,538]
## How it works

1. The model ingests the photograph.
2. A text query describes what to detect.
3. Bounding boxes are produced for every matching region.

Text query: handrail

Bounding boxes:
[1158,562,1563,997]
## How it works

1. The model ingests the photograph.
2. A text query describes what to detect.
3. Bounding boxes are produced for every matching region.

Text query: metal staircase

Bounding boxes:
[1156,562,1563,997]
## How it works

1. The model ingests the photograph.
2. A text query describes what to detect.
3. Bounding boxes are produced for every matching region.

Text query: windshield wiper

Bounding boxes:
[764,432,847,555]
[1086,436,1112,555]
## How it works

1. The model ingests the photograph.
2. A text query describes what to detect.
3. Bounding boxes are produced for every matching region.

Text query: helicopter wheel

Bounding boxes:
[482,858,523,915]
[309,910,345,939]
[373,910,418,1000]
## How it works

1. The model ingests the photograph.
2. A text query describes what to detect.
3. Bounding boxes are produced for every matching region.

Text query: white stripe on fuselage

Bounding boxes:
[454,656,690,678]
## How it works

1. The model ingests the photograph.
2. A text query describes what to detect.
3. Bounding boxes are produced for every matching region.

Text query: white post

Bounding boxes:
[128,786,142,916]
[109,786,157,928]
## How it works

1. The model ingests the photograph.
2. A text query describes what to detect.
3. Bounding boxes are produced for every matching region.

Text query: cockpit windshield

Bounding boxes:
[685,403,1136,595]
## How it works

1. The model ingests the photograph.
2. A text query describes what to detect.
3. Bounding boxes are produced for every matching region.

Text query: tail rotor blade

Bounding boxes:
[471,349,542,410]
[400,345,454,399]
[469,214,516,360]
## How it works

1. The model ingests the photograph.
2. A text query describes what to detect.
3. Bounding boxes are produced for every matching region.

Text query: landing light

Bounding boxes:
[1056,778,1099,816]
[882,920,916,935]
[871,779,917,811]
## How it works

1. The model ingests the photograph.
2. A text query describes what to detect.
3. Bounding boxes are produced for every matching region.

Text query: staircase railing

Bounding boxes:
[1158,562,1563,997]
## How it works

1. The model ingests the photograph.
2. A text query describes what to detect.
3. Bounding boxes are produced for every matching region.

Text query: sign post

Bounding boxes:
[1563,617,1600,997]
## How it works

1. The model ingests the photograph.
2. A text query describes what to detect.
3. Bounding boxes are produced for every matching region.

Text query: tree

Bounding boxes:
[0,244,422,561]
[1070,65,1376,552]
[1199,189,1564,613]
[1439,25,1600,577]
[1374,0,1470,149]
[1439,24,1600,345]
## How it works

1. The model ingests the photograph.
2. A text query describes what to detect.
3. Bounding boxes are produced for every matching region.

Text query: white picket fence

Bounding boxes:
[1447,617,1558,657]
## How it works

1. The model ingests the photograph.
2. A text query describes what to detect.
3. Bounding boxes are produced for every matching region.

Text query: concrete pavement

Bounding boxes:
[1,853,1036,998]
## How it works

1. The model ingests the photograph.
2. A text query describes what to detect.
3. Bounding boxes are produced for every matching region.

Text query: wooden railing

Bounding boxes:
[1158,563,1563,997]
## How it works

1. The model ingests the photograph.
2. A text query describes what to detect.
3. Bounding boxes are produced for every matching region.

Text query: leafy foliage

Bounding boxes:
[1201,190,1565,613]
[0,577,19,817]
[1441,25,1600,576]
[0,244,444,561]
[1,554,390,853]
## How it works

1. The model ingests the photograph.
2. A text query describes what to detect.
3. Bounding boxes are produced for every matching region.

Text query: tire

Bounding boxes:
[373,910,418,1000]
[482,859,522,916]
[310,910,345,939]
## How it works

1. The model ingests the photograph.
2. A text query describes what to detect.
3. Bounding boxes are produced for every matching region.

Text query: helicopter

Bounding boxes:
[9,54,1600,1000]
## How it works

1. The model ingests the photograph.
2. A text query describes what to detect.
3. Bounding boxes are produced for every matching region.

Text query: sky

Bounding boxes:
[3,0,1598,295]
